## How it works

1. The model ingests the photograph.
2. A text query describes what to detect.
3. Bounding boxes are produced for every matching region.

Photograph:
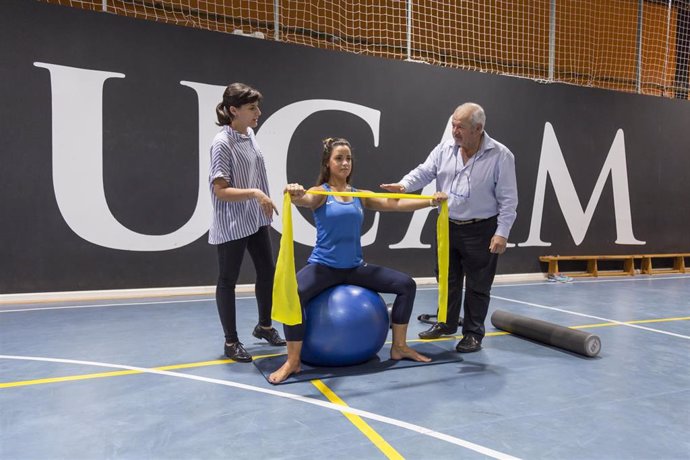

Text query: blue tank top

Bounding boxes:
[308,184,364,269]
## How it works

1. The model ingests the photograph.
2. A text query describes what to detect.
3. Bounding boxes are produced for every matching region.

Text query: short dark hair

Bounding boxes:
[215,83,263,126]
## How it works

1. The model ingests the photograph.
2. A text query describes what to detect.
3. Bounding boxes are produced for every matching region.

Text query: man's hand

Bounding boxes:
[380,183,406,193]
[489,235,507,254]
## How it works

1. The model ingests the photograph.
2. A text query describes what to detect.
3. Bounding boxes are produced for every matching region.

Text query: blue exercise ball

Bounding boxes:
[301,284,389,366]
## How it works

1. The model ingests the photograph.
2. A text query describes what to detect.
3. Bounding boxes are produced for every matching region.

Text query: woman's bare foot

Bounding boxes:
[390,344,431,362]
[268,361,301,384]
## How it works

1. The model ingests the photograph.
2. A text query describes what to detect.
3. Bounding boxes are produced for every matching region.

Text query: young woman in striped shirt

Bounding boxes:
[209,83,285,363]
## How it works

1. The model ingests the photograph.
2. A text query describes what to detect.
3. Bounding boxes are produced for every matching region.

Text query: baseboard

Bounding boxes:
[0,273,547,305]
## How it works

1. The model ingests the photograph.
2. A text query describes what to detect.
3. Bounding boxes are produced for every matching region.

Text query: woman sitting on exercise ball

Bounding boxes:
[269,137,447,384]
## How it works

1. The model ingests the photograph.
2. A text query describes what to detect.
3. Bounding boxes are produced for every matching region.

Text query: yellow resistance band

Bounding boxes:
[272,190,448,326]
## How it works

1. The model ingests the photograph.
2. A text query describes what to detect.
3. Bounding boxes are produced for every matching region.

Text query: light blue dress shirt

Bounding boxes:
[399,131,518,238]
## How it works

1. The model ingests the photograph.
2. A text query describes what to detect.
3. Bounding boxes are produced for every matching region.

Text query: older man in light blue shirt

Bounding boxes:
[381,103,518,352]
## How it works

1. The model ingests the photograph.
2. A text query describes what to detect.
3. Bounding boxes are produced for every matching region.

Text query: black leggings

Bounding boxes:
[216,226,274,343]
[283,262,416,342]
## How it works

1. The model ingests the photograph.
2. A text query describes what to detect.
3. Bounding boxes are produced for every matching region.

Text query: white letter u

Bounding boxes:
[34,62,211,251]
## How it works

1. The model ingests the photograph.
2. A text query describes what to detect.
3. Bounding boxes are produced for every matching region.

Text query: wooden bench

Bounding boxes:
[539,253,690,277]
[639,253,688,275]
[539,255,636,277]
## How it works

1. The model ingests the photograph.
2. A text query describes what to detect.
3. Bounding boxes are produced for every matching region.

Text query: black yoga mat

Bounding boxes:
[253,342,463,385]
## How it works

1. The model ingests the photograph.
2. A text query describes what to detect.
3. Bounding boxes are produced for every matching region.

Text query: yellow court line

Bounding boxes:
[407,316,690,342]
[0,352,285,389]
[0,369,141,388]
[574,316,690,329]
[2,316,688,389]
[311,379,404,460]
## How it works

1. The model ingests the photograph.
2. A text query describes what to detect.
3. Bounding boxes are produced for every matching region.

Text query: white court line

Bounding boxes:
[3,274,687,313]
[490,294,690,340]
[0,354,519,460]
[537,274,690,285]
[417,274,690,290]
[0,296,252,314]
[416,283,548,290]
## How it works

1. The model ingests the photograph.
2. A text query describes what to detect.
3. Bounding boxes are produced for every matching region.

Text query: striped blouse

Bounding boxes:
[208,126,272,244]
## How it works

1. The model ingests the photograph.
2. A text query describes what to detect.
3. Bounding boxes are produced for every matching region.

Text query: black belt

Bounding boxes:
[449,215,496,226]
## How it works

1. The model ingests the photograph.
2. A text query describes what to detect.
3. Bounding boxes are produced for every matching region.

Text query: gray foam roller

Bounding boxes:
[491,310,601,357]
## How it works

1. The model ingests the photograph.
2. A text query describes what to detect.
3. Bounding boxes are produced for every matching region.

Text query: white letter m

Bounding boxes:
[520,122,644,247]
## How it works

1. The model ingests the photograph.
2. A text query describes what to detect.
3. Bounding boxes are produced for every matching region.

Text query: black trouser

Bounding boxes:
[435,216,498,341]
[283,262,416,342]
[215,226,274,343]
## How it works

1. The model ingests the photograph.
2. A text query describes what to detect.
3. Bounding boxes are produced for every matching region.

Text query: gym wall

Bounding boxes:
[1,0,689,294]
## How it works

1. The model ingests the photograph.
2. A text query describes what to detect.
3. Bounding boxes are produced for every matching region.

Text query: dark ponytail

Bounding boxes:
[216,102,232,126]
[316,137,353,185]
[215,82,263,126]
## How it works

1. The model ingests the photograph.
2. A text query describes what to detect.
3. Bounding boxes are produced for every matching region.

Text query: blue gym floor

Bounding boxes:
[2,275,689,459]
